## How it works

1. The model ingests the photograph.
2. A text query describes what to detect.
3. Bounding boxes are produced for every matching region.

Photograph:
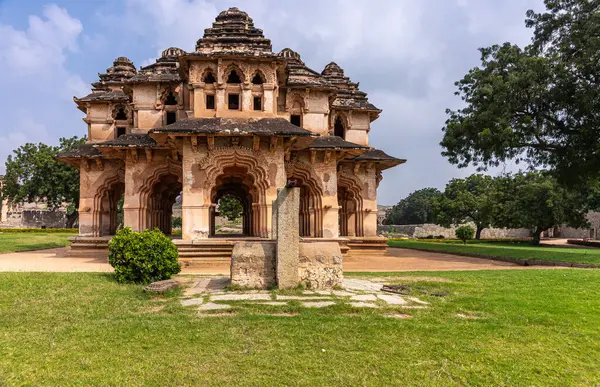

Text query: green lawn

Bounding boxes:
[0,231,76,253]
[1,271,600,385]
[389,239,600,266]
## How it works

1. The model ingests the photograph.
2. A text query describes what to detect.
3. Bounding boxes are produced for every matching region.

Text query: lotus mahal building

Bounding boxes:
[58,8,405,260]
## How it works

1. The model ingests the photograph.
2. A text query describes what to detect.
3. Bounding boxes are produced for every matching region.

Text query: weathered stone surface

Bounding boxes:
[350,294,377,302]
[342,278,383,292]
[260,301,288,306]
[275,187,300,289]
[276,295,333,300]
[332,290,355,297]
[230,241,276,289]
[298,241,343,289]
[181,298,204,306]
[211,293,271,301]
[144,279,180,293]
[377,294,408,305]
[301,301,335,308]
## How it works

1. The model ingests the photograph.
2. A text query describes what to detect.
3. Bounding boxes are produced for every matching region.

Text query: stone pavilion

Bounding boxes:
[58,7,405,262]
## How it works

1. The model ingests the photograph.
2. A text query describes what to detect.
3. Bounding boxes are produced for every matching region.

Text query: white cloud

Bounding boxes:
[0,4,82,75]
[0,4,85,174]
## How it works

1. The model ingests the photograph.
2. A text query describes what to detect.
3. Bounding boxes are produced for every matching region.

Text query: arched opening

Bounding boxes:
[251,72,265,85]
[287,165,324,238]
[146,173,182,235]
[338,176,364,237]
[215,195,244,235]
[95,180,125,237]
[210,166,259,237]
[203,71,216,83]
[165,92,177,106]
[227,69,242,84]
[334,116,345,139]
[115,108,127,120]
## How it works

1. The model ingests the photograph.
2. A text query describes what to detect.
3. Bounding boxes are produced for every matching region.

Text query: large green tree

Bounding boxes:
[435,174,495,240]
[493,171,589,245]
[385,188,442,225]
[441,0,600,186]
[2,137,84,228]
[218,195,243,221]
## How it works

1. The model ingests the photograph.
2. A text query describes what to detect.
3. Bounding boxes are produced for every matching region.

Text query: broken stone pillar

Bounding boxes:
[275,187,300,289]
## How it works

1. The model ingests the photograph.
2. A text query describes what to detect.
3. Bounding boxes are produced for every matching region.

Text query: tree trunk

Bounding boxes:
[532,228,542,246]
[66,212,78,229]
[475,225,483,240]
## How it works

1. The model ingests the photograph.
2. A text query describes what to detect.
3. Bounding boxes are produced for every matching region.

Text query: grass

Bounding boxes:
[0,231,76,253]
[389,239,600,266]
[1,270,600,385]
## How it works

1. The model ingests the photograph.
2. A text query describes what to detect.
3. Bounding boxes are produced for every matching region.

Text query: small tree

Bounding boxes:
[493,172,589,245]
[385,188,442,225]
[435,174,495,239]
[3,137,84,227]
[218,195,243,221]
[455,225,475,245]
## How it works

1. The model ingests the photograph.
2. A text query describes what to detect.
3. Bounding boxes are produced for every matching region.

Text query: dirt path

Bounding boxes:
[0,247,566,273]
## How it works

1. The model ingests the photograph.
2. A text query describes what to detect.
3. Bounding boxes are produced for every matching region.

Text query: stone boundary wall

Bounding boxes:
[378,223,530,239]
[1,205,67,229]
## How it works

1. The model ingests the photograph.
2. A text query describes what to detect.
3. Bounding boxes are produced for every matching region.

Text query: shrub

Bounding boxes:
[172,216,182,229]
[108,227,181,284]
[455,225,475,245]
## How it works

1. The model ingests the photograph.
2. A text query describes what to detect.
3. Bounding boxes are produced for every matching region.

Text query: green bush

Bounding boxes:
[455,225,475,245]
[108,227,181,284]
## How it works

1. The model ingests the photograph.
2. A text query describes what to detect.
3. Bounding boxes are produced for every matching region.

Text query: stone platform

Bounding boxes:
[67,235,385,262]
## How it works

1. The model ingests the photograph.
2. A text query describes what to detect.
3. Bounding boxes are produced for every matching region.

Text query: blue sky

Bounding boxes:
[0,0,543,204]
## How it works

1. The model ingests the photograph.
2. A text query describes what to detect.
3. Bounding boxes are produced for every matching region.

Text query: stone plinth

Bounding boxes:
[298,241,343,288]
[230,240,342,290]
[274,187,300,289]
[230,241,276,288]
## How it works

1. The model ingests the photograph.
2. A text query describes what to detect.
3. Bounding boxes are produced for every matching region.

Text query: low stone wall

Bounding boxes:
[230,241,276,289]
[298,242,343,289]
[230,240,343,289]
[378,223,530,239]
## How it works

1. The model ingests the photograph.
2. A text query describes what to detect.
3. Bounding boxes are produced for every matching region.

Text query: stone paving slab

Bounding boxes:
[276,295,334,300]
[332,290,356,296]
[211,294,271,301]
[199,302,231,311]
[343,278,383,292]
[302,301,336,308]
[377,294,408,305]
[181,298,204,307]
[350,294,377,302]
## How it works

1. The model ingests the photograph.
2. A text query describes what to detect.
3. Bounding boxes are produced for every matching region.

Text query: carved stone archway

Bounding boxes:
[338,172,364,237]
[286,161,324,237]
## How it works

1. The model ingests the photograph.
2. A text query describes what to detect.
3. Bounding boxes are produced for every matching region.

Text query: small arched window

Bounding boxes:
[115,108,127,121]
[227,70,242,84]
[251,72,264,85]
[334,116,345,138]
[203,72,216,83]
[165,92,177,105]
